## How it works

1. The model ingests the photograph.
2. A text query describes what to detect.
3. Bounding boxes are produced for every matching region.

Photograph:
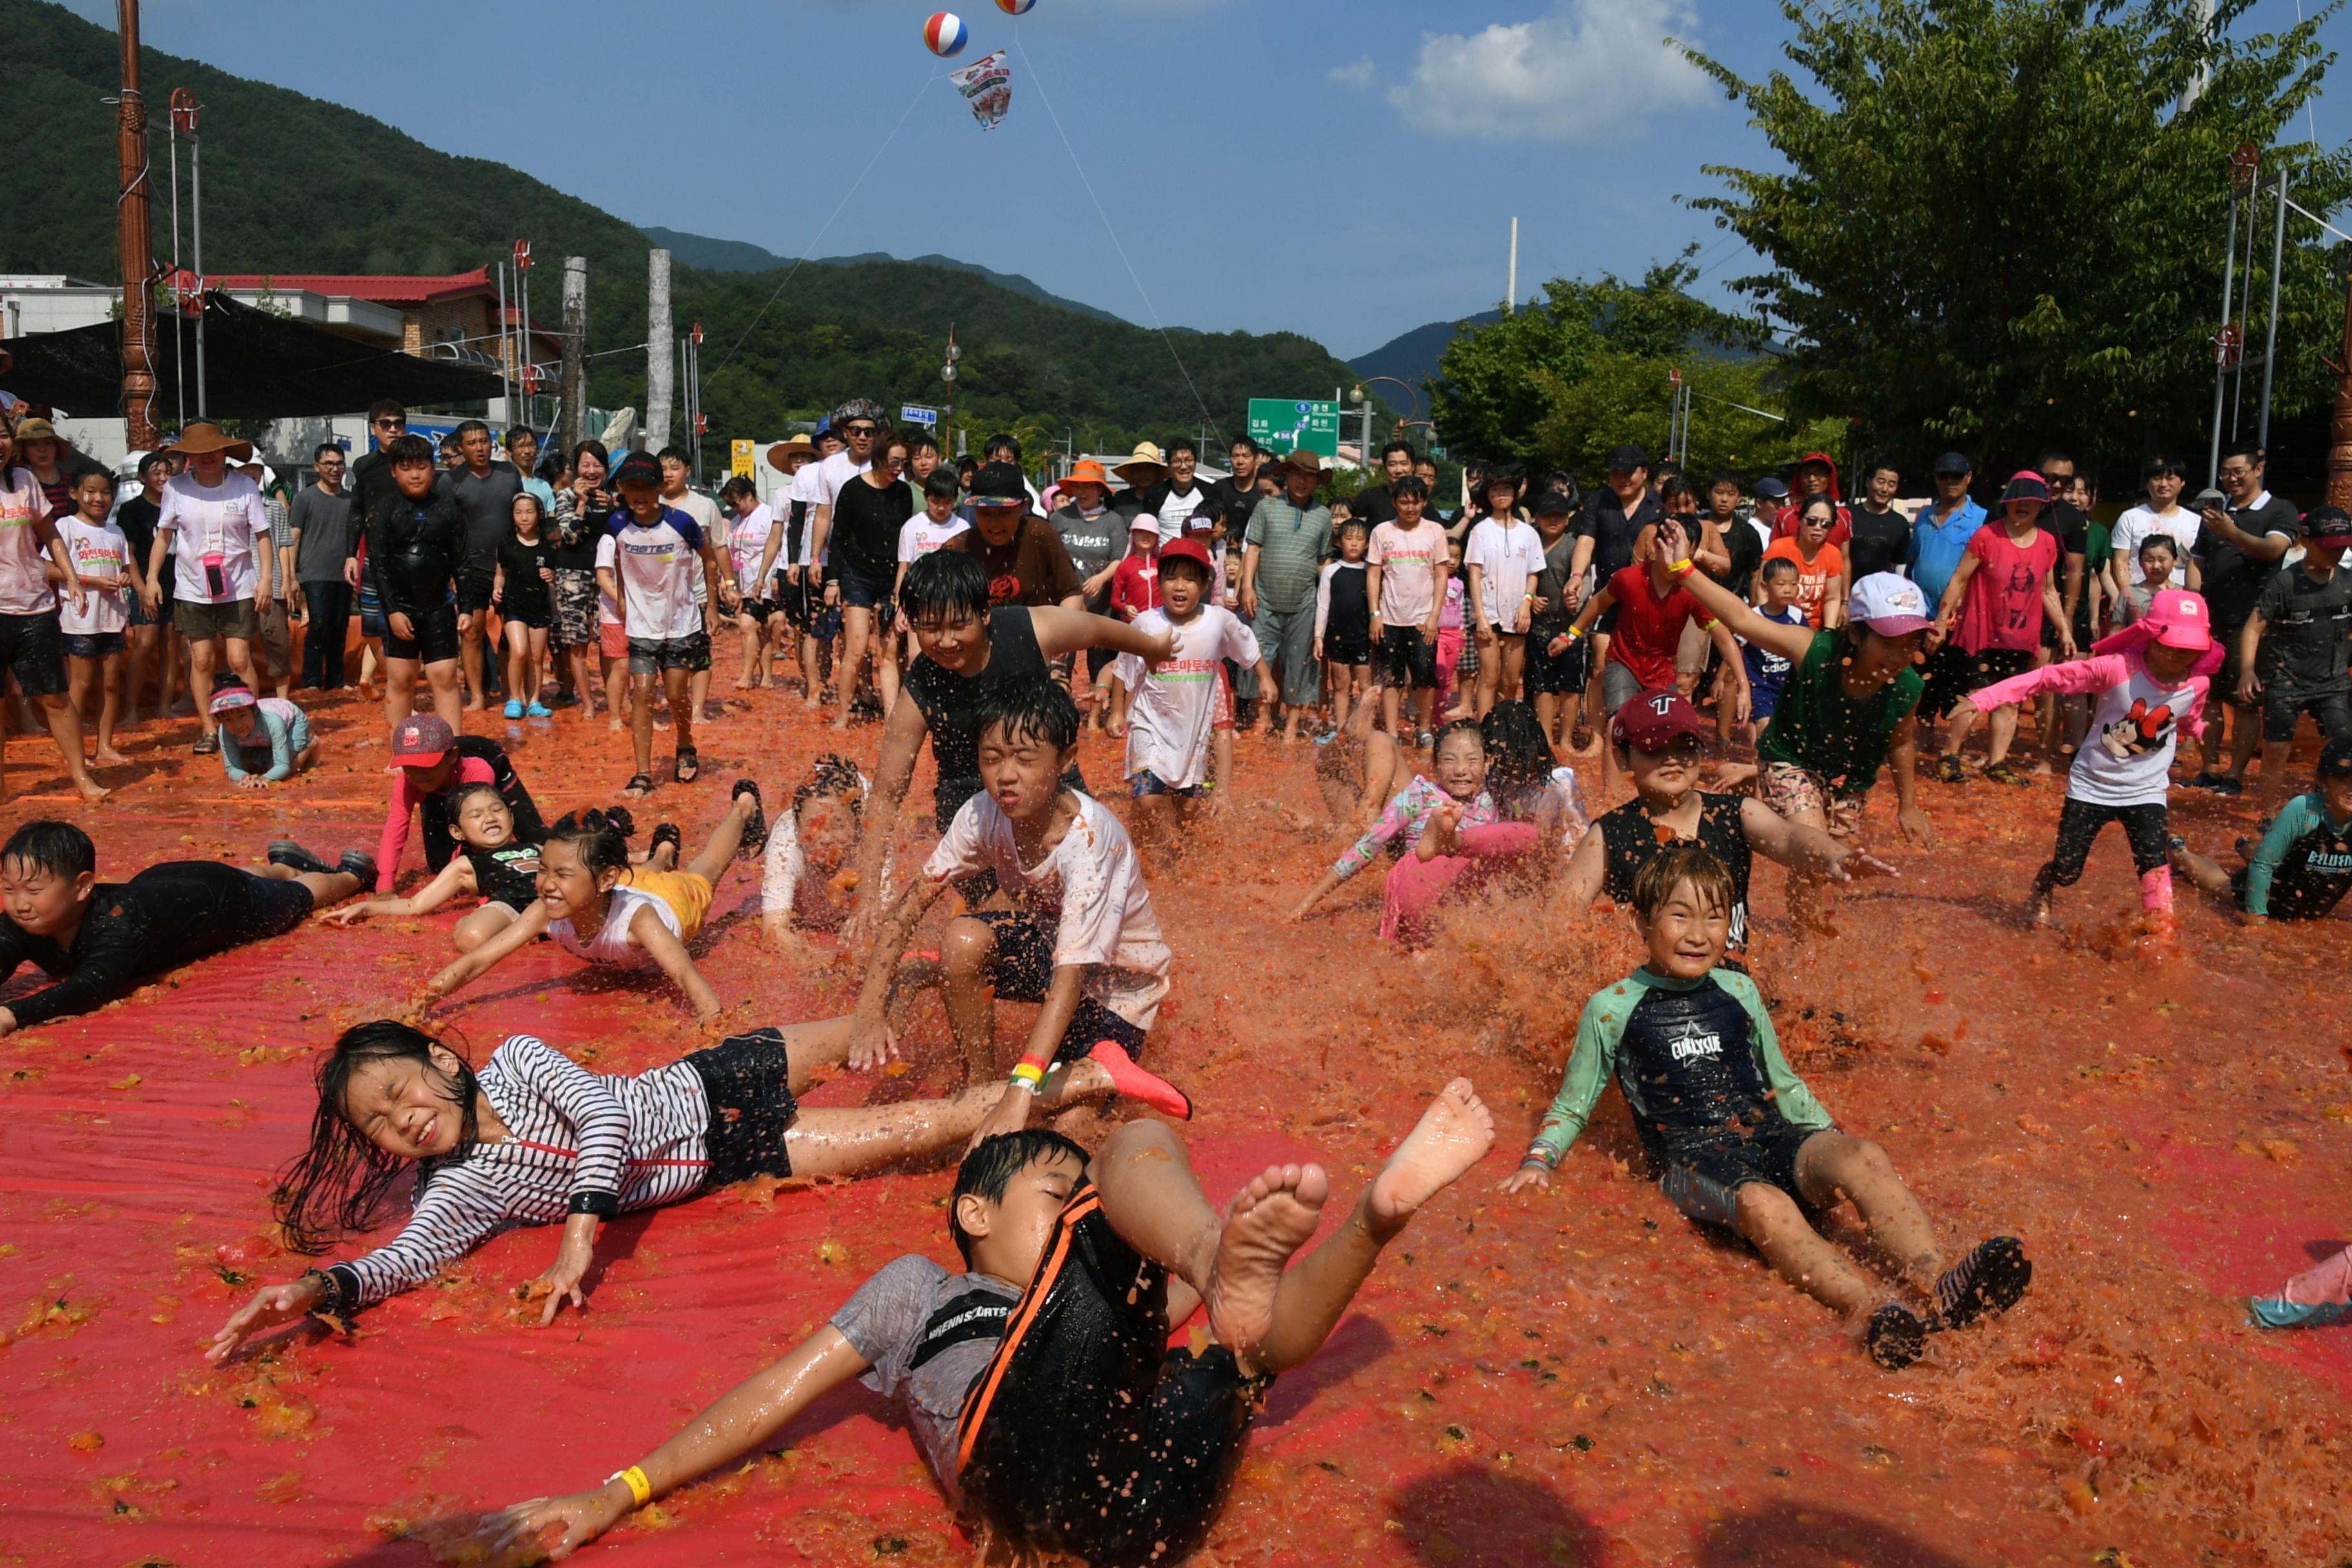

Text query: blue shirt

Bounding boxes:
[1910,497,1986,605]
[1741,605,1810,719]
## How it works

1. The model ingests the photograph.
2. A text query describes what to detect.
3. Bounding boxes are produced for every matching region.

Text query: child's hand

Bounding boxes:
[965,1083,1035,1154]
[1826,845,1901,883]
[237,775,271,790]
[1896,807,1935,848]
[317,901,377,926]
[1547,633,1574,657]
[525,1232,596,1328]
[1496,1162,1553,1195]
[208,1275,326,1363]
[1107,713,1128,738]
[847,1014,901,1072]
[480,1488,629,1561]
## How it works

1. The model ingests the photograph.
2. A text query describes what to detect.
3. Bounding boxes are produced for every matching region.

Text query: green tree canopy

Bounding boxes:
[1430,259,1842,482]
[1683,0,2352,478]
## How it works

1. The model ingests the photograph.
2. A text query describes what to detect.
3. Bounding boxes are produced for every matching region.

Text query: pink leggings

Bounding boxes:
[1380,821,1542,945]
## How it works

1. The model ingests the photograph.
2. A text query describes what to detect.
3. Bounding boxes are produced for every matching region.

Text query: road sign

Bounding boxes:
[900,404,939,429]
[1247,398,1340,458]
[730,439,755,479]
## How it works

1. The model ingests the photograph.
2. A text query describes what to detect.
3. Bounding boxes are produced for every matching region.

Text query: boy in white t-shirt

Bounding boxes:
[1108,538,1259,861]
[895,469,970,594]
[2108,453,2202,593]
[594,451,738,796]
[848,681,1179,1145]
[718,476,785,691]
[1463,473,1547,714]
[56,469,140,768]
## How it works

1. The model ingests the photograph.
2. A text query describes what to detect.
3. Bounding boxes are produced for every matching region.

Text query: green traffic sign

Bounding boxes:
[1247,398,1340,458]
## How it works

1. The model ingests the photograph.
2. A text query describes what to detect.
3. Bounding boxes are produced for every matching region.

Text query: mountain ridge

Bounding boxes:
[638,228,1131,327]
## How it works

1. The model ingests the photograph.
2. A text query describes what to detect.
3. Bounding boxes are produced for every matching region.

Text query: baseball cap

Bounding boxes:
[391,712,456,767]
[1607,444,1649,473]
[970,461,1028,507]
[1754,477,1789,500]
[2142,588,2213,652]
[1534,489,1575,518]
[2301,505,2352,546]
[1127,513,1161,537]
[1846,573,1935,636]
[2000,471,2051,505]
[610,449,662,489]
[1157,537,1213,578]
[1611,687,1710,752]
[1932,451,1972,477]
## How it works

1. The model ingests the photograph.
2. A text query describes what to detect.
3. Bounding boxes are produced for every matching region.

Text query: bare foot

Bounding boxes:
[1367,1078,1494,1240]
[92,748,132,767]
[75,777,112,802]
[1416,803,1464,862]
[1206,1163,1328,1358]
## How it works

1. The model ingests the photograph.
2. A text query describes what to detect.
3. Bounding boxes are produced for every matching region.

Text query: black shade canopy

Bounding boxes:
[1,291,504,421]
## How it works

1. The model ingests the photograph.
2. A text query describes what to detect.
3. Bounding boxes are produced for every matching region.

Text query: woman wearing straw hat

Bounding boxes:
[141,420,269,758]
[0,409,108,801]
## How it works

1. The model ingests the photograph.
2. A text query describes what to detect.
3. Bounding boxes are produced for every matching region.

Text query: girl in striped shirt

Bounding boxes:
[208,1015,1156,1360]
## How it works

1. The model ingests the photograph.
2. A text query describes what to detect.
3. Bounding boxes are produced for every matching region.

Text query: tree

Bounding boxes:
[1682,0,2352,477]
[1430,259,1841,480]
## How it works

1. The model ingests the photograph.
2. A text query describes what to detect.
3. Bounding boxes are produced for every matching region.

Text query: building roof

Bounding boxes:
[197,268,496,305]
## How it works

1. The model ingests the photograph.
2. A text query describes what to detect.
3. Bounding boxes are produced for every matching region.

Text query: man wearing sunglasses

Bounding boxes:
[346,400,409,586]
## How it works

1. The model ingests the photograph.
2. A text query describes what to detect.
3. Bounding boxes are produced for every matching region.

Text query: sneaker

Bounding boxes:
[502,700,525,720]
[1867,1303,1928,1370]
[1416,730,1435,750]
[1932,755,1965,785]
[525,702,554,718]
[337,849,379,885]
[2249,1296,2351,1329]
[1936,1236,2033,1330]
[267,840,333,876]
[2208,775,2244,797]
[2168,834,2187,854]
[1982,762,2032,787]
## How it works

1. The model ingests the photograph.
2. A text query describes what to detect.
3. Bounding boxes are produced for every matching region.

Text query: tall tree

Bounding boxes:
[1683,0,2352,476]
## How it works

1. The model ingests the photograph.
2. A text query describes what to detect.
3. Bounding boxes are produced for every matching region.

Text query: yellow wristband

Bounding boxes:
[1562,627,1583,643]
[611,1465,652,1509]
[1667,558,1695,576]
[1010,1062,1046,1090]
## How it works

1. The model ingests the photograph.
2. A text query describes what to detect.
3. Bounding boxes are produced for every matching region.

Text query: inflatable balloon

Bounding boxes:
[996,0,1036,13]
[924,12,969,56]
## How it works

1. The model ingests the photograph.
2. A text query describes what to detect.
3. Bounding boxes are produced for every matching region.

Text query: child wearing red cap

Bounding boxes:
[1108,538,1256,862]
[373,713,544,892]
[1950,587,2217,929]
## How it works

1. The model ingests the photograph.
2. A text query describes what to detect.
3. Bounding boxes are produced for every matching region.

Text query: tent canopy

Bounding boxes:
[0,291,505,422]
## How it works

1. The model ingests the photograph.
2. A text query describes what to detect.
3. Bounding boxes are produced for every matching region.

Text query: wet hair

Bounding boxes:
[984,434,1022,463]
[1759,556,1799,583]
[950,1128,1089,1264]
[1432,718,1487,760]
[1659,475,1696,507]
[505,427,538,449]
[1166,437,1198,460]
[1338,517,1369,540]
[1708,469,1743,492]
[455,419,491,442]
[139,451,172,480]
[977,680,1082,754]
[383,433,436,468]
[923,468,961,503]
[444,779,508,829]
[1480,701,1552,788]
[794,754,867,819]
[657,445,692,467]
[1391,475,1429,502]
[1,819,95,881]
[1629,843,1737,925]
[572,439,610,472]
[366,398,406,426]
[75,467,117,494]
[276,1021,482,1253]
[2142,453,2188,482]
[2137,534,2179,561]
[899,549,992,624]
[718,476,757,504]
[542,808,632,881]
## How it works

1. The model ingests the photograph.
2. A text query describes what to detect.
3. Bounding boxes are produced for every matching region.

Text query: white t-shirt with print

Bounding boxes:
[727,505,776,596]
[921,792,1172,1030]
[2110,505,2199,587]
[0,467,57,615]
[1463,516,1547,628]
[1367,518,1447,626]
[156,469,265,605]
[1111,605,1259,791]
[596,507,708,640]
[897,513,970,564]
[668,490,723,608]
[56,517,132,635]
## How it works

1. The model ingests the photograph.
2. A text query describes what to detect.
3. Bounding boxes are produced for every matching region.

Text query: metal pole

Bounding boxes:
[2232,168,2260,439]
[645,248,673,449]
[115,0,157,447]
[560,256,587,455]
[2257,164,2290,452]
[189,118,205,418]
[1507,216,1518,313]
[2329,268,2352,513]
[168,110,183,433]
[496,261,511,423]
[2208,182,2239,485]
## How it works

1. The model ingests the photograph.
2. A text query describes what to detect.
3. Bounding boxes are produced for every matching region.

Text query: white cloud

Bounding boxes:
[1329,55,1378,90]
[1390,0,1711,142]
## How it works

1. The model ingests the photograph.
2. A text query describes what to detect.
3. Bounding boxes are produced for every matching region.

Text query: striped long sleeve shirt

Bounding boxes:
[323,1035,715,1313]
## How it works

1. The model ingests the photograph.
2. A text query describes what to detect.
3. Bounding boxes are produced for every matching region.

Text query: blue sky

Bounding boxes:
[68,0,2352,359]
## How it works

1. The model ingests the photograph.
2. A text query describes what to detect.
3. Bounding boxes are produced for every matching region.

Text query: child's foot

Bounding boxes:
[1207,1164,1328,1358]
[649,822,682,864]
[1366,1078,1494,1239]
[1982,761,2030,787]
[730,779,767,856]
[1866,1302,1928,1370]
[525,701,553,718]
[268,840,333,876]
[1932,754,1965,785]
[2027,888,2053,927]
[92,748,131,767]
[337,849,379,885]
[1415,803,1464,863]
[1935,1236,2032,1330]
[1083,1041,1191,1119]
[502,700,525,720]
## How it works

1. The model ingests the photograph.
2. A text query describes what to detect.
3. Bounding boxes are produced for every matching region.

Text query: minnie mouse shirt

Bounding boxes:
[1970,652,2209,808]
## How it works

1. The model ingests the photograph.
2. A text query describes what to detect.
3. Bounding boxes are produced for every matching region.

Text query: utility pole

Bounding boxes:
[113,0,157,447]
[560,256,588,455]
[2180,0,2215,114]
[2328,268,2352,513]
[170,86,206,418]
[941,321,959,464]
[2257,164,2290,453]
[645,248,673,451]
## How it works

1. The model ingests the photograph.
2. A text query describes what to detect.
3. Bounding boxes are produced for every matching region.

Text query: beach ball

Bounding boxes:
[997,0,1036,13]
[924,11,968,55]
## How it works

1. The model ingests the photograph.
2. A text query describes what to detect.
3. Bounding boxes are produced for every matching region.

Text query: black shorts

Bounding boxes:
[1320,630,1370,667]
[62,629,128,661]
[1963,647,2036,695]
[957,1181,1267,1567]
[1375,624,1438,690]
[772,573,819,629]
[458,567,498,615]
[499,601,553,631]
[2259,682,2352,745]
[2213,630,2255,710]
[966,910,1147,1064]
[1656,1117,1827,1231]
[1523,633,1586,696]
[684,1029,802,1187]
[385,601,462,664]
[837,568,895,611]
[0,611,68,698]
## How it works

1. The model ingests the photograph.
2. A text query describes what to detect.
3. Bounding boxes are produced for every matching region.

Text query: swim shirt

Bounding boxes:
[1757,630,1925,792]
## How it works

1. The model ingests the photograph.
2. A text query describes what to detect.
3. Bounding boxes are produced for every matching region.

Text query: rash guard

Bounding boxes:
[2242,792,2352,920]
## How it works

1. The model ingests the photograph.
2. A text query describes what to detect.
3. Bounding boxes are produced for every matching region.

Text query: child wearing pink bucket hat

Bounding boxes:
[1947,587,2219,931]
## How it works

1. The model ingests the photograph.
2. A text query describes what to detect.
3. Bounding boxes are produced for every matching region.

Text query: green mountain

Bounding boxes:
[6,0,1372,458]
[641,228,1130,327]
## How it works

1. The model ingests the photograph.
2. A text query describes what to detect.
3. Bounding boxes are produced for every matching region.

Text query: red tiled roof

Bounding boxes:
[199,267,495,304]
